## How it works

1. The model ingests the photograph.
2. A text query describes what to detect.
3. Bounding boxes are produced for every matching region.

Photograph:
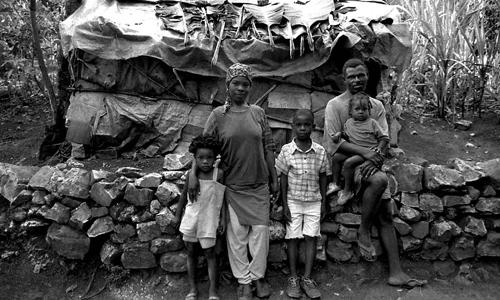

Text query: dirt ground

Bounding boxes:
[1,95,500,300]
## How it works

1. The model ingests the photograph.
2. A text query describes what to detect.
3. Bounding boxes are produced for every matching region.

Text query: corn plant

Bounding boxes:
[389,0,500,119]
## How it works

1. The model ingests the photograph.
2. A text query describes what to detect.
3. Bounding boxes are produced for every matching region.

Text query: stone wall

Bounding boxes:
[1,155,500,272]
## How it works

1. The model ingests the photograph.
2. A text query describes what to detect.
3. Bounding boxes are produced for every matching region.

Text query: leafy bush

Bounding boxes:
[0,0,63,101]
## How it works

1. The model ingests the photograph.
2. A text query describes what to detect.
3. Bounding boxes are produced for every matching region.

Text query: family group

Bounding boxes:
[173,59,426,300]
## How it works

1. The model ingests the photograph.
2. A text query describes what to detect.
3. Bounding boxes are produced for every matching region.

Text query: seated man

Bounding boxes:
[323,58,427,288]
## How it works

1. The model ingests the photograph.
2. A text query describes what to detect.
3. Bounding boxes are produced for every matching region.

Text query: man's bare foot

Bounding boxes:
[337,190,354,205]
[357,229,376,261]
[388,272,427,288]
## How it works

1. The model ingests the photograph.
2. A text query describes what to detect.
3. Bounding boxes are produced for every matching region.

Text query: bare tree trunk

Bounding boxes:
[29,0,57,125]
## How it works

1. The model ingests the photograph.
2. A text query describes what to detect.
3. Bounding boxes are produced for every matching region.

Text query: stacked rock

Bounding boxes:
[1,156,500,272]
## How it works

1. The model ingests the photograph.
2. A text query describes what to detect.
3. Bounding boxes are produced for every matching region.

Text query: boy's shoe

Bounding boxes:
[286,276,302,298]
[337,190,354,205]
[300,277,321,299]
[327,183,341,196]
[237,284,252,300]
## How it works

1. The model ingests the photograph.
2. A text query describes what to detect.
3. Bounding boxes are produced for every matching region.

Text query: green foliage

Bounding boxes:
[0,0,63,100]
[390,0,500,119]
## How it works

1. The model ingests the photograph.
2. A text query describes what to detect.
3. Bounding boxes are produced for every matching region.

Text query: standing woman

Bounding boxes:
[189,63,278,300]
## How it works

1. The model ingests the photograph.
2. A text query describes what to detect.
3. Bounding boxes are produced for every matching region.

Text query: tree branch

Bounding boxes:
[30,0,57,125]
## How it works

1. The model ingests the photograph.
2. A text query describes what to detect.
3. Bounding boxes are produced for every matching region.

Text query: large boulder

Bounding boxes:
[46,223,90,259]
[11,190,33,207]
[40,202,71,224]
[390,163,423,193]
[460,216,487,237]
[475,197,500,215]
[0,163,39,205]
[69,202,92,230]
[136,221,162,242]
[135,173,162,188]
[443,195,471,207]
[56,168,91,199]
[155,207,177,234]
[394,217,412,235]
[28,166,63,192]
[399,205,421,222]
[420,238,448,260]
[334,213,361,226]
[337,225,357,243]
[121,242,157,269]
[111,223,136,243]
[424,165,465,191]
[419,193,444,213]
[477,158,500,189]
[90,169,116,184]
[160,251,187,272]
[116,167,144,179]
[155,182,181,206]
[449,236,475,261]
[430,219,453,242]
[150,237,184,254]
[124,184,153,207]
[90,177,129,207]
[162,171,184,181]
[87,216,114,238]
[163,153,192,171]
[411,221,429,239]
[100,241,122,265]
[400,236,423,252]
[450,158,484,183]
[477,240,500,257]
[400,192,419,208]
[326,238,353,262]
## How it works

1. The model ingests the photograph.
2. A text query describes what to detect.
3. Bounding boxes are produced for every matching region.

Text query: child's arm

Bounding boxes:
[174,174,189,228]
[280,173,291,223]
[319,172,328,221]
[332,132,342,143]
[373,119,390,156]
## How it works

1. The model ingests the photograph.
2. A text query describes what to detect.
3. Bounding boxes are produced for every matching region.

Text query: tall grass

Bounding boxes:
[389,0,500,119]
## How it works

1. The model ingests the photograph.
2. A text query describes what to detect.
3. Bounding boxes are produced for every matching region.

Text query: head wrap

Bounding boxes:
[225,63,252,86]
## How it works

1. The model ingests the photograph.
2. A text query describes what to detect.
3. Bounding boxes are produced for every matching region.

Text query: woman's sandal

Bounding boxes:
[185,292,198,300]
[357,240,376,262]
[388,278,428,289]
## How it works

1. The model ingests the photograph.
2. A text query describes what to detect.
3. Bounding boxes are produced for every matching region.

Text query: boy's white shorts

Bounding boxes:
[285,200,321,239]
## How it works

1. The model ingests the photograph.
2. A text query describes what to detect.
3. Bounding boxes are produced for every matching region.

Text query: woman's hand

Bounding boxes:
[282,204,291,224]
[270,179,279,197]
[187,171,199,202]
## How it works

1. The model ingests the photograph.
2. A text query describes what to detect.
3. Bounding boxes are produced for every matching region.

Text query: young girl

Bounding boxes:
[331,92,389,205]
[174,135,225,300]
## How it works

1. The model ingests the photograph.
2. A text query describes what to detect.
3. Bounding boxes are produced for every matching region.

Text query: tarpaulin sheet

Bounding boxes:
[60,0,411,78]
[66,92,207,153]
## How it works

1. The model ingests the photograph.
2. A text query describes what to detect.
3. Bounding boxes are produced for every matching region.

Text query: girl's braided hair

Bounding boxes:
[348,92,372,116]
[188,134,222,156]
